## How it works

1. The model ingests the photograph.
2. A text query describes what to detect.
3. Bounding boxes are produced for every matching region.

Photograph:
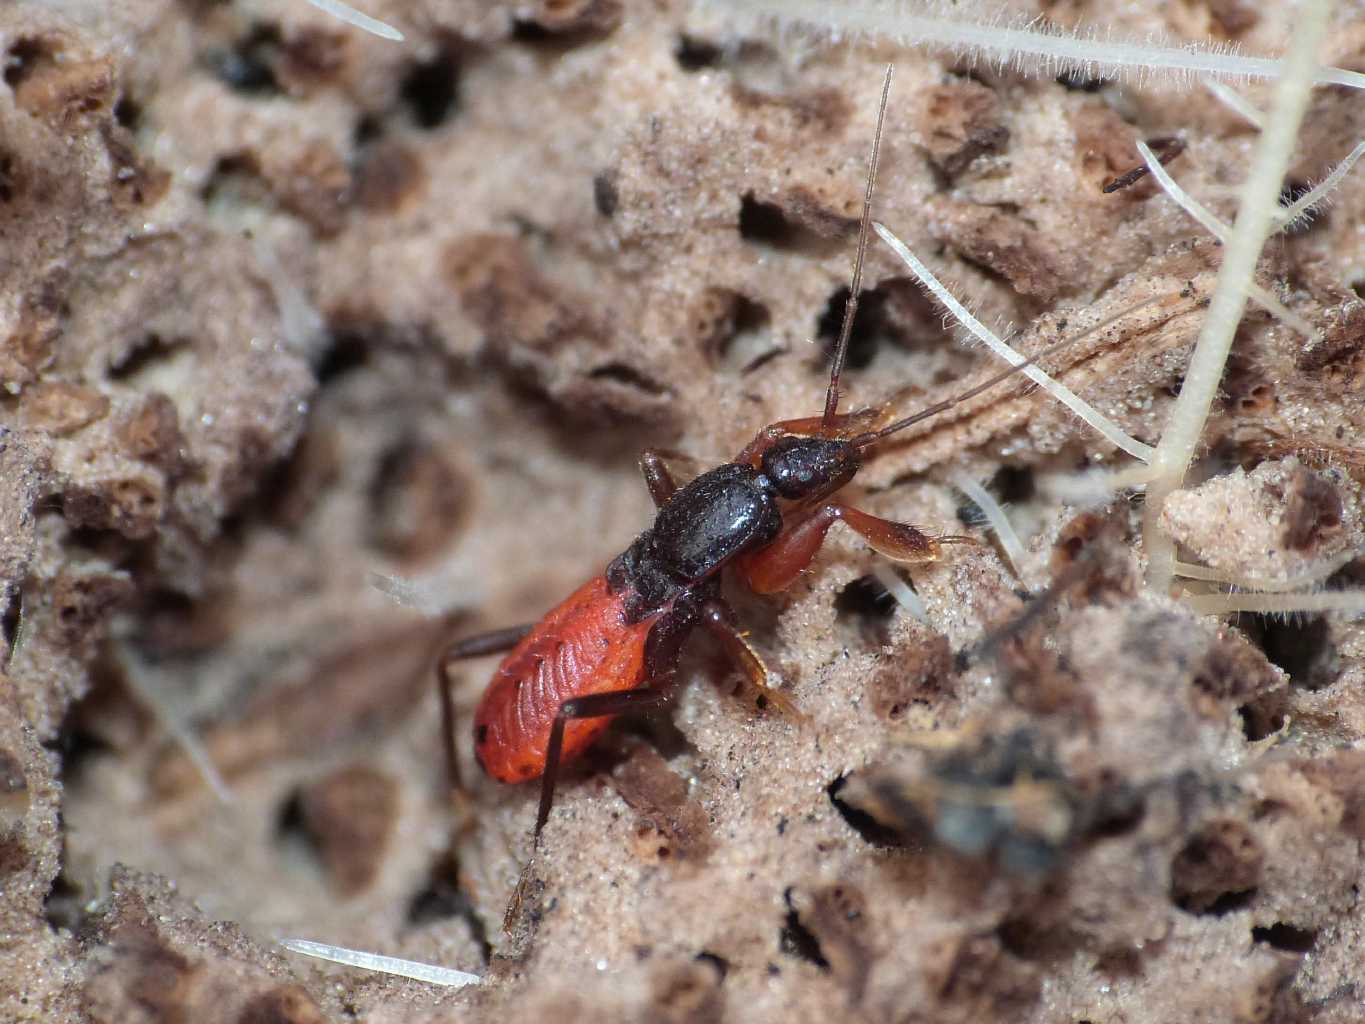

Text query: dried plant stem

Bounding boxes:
[1143,0,1335,593]
[723,0,1365,90]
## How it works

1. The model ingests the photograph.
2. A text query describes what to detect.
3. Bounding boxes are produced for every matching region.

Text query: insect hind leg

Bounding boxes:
[536,687,672,840]
[437,625,533,794]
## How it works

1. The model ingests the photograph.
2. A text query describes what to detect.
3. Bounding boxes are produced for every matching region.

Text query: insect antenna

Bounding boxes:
[849,293,1170,451]
[822,64,894,427]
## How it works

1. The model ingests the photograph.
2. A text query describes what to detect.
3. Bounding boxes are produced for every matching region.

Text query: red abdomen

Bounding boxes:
[473,576,658,783]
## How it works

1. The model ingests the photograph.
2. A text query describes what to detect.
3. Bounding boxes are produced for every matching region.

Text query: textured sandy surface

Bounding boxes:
[2,0,1365,1021]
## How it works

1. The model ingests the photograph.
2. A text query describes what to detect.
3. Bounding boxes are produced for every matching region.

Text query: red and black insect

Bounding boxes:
[438,69,1089,842]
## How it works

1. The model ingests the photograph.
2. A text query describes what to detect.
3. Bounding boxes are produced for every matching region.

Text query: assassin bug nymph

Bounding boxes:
[437,67,1119,845]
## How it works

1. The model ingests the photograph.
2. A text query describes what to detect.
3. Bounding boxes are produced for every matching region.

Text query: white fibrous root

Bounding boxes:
[719,0,1365,90]
[874,222,1155,463]
[1136,139,1365,343]
[1184,591,1365,618]
[279,939,480,986]
[1275,141,1365,229]
[303,0,403,41]
[951,472,1026,580]
[1201,78,1266,129]
[121,670,234,805]
[871,564,929,623]
[1172,555,1357,594]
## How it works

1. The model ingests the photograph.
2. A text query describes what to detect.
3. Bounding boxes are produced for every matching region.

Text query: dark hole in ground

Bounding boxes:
[275,788,308,845]
[1252,613,1334,690]
[1085,773,1146,838]
[353,113,384,147]
[714,294,774,374]
[5,37,50,89]
[675,34,723,71]
[208,24,282,96]
[738,194,798,247]
[695,951,730,980]
[114,95,142,129]
[815,285,894,371]
[827,774,907,848]
[314,331,370,385]
[400,48,459,130]
[588,362,668,396]
[1194,889,1258,916]
[200,153,266,207]
[779,888,829,970]
[1252,922,1316,953]
[1055,71,1107,92]
[109,333,185,381]
[0,152,15,203]
[1238,698,1285,742]
[406,849,492,962]
[592,172,618,217]
[1,589,20,666]
[43,827,86,932]
[991,464,1036,504]
[273,787,328,882]
[833,575,898,644]
[995,916,1068,961]
[134,587,228,662]
[510,16,616,49]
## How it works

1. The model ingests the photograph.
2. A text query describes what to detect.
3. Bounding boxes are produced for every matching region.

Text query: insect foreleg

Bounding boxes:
[738,503,975,595]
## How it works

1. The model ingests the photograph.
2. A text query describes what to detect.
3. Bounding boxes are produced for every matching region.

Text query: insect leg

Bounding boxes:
[437,625,533,791]
[536,688,672,840]
[639,448,687,507]
[738,503,976,595]
[698,598,801,718]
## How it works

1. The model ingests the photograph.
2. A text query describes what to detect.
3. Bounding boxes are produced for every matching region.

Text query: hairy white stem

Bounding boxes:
[1172,554,1355,593]
[280,939,480,986]
[874,222,1155,462]
[951,471,1026,579]
[722,0,1365,90]
[1136,141,1322,342]
[1202,78,1266,129]
[304,0,403,41]
[1144,0,1335,591]
[1185,590,1365,616]
[1275,140,1365,226]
